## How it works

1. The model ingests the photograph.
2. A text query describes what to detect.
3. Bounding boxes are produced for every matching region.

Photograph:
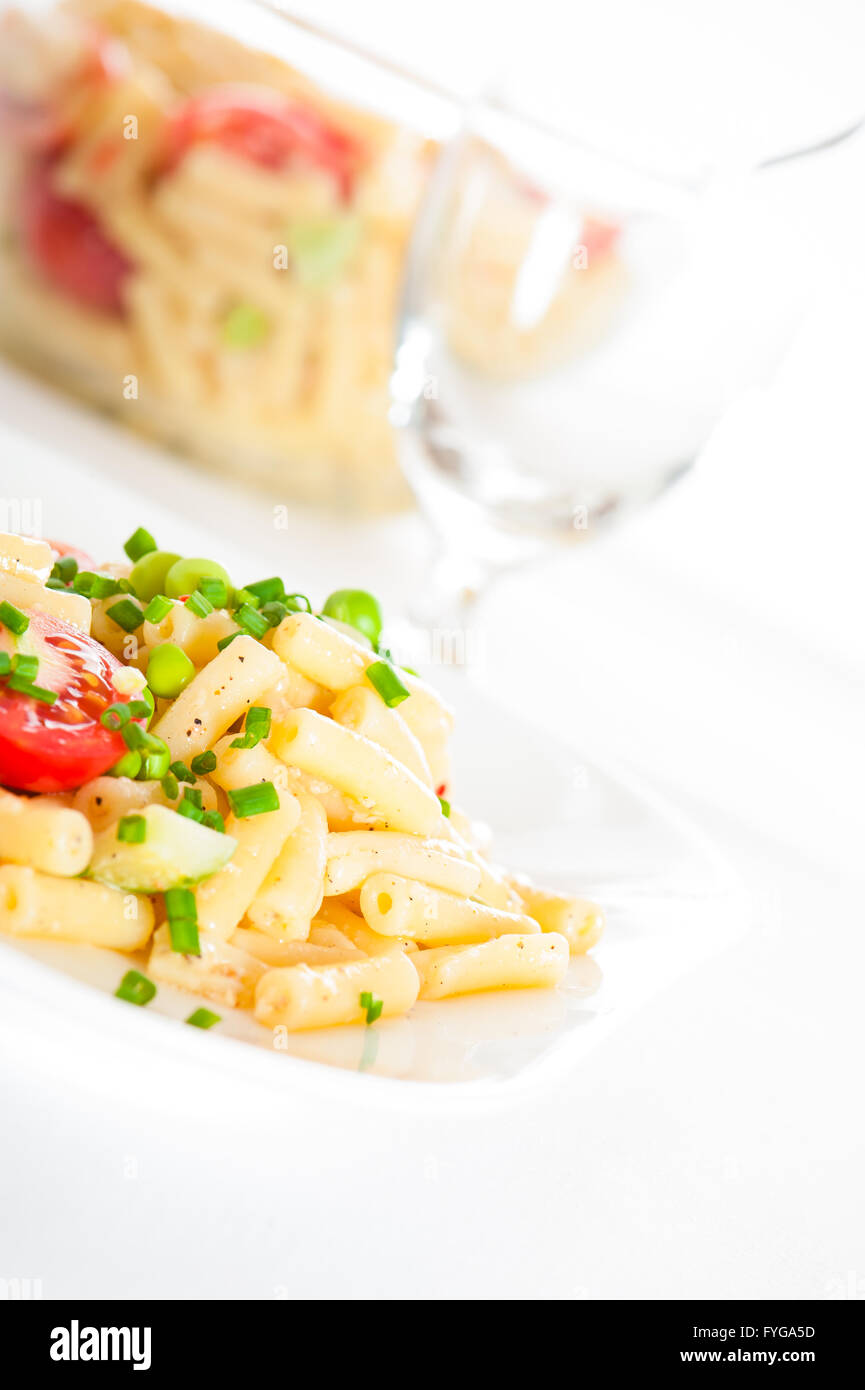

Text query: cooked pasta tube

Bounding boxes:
[232,926,362,968]
[511,880,606,955]
[148,924,265,1009]
[0,865,153,949]
[143,604,237,667]
[272,612,453,731]
[0,790,93,875]
[413,933,570,999]
[152,635,283,761]
[441,831,524,912]
[323,830,480,898]
[245,789,327,940]
[254,947,420,1031]
[306,922,360,952]
[314,898,417,955]
[330,685,433,786]
[210,736,291,794]
[0,570,91,632]
[0,531,54,580]
[272,709,447,835]
[194,792,301,940]
[359,874,540,945]
[72,774,214,832]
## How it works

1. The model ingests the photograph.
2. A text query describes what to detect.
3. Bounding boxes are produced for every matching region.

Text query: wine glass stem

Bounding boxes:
[408,542,496,645]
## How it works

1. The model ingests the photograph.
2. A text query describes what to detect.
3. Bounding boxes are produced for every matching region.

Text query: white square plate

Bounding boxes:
[0,368,746,1102]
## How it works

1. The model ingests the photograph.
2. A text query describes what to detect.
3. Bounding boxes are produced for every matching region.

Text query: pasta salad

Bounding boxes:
[0,528,603,1035]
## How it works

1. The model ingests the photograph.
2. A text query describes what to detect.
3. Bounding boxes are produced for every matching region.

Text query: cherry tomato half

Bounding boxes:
[0,610,143,793]
[18,161,133,315]
[164,86,361,197]
[47,538,96,570]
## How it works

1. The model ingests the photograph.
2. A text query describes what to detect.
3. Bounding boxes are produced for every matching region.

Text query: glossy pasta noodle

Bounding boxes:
[0,527,604,1034]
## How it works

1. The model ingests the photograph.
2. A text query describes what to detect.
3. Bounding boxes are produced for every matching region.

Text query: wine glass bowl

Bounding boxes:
[390,99,810,618]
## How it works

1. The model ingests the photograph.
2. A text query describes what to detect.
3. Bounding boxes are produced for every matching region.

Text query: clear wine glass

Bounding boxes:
[389,94,860,630]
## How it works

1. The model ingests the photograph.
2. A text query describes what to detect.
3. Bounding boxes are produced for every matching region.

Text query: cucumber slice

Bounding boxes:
[88,804,236,892]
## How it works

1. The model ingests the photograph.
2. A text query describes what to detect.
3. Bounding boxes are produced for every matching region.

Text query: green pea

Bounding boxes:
[129,550,181,603]
[321,589,383,646]
[146,642,196,699]
[164,557,232,601]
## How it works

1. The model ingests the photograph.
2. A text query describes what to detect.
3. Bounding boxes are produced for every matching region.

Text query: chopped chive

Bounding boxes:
[53,552,79,579]
[161,772,179,800]
[45,577,68,590]
[243,577,284,603]
[0,601,28,636]
[51,554,78,583]
[165,888,199,955]
[127,698,152,719]
[0,652,10,676]
[115,970,156,1006]
[100,701,132,731]
[227,782,280,818]
[246,706,272,732]
[366,660,410,708]
[169,760,195,784]
[198,576,229,608]
[137,687,155,722]
[72,571,122,599]
[232,588,261,610]
[186,1007,220,1029]
[106,598,144,632]
[234,604,270,640]
[168,915,200,955]
[143,594,173,624]
[438,797,451,818]
[11,653,38,681]
[138,748,170,781]
[190,750,217,775]
[202,809,226,834]
[283,593,312,614]
[7,679,57,704]
[165,887,195,918]
[176,798,205,823]
[107,750,142,778]
[360,991,383,1025]
[124,527,157,563]
[182,786,203,809]
[260,600,288,628]
[117,814,146,844]
[230,705,271,749]
[122,725,167,755]
[185,590,214,619]
[91,575,124,599]
[216,630,240,651]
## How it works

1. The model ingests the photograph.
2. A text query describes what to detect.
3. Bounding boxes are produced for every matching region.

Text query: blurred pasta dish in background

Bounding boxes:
[0,0,623,511]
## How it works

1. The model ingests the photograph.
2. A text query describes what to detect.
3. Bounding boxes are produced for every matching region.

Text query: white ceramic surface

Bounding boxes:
[0,367,744,1094]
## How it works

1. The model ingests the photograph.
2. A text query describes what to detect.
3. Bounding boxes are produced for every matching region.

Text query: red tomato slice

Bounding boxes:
[164,86,361,197]
[581,215,619,261]
[18,161,133,315]
[0,610,143,793]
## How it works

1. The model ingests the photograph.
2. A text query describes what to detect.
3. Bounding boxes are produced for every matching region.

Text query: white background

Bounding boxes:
[1,0,864,1299]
